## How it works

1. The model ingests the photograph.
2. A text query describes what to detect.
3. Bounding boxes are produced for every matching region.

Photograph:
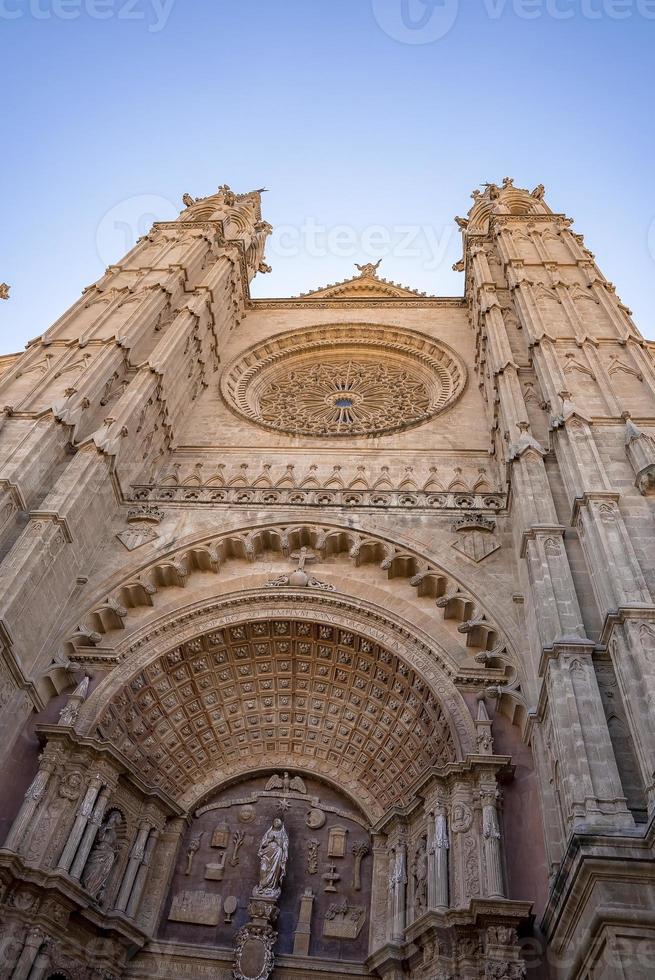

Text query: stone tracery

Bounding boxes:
[258,357,433,436]
[220,323,467,437]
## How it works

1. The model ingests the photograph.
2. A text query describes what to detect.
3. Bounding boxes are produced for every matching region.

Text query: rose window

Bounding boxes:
[258,360,432,436]
[221,324,467,438]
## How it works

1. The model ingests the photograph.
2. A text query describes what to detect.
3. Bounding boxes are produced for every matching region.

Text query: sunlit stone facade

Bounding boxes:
[1,179,655,979]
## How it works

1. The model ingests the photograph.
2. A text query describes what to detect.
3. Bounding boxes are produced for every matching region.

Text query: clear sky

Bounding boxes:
[1,0,654,353]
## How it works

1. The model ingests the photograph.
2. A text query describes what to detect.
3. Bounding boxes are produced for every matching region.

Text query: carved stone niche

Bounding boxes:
[159,772,373,966]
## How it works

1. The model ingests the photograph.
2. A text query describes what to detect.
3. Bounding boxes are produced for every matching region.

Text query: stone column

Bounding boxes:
[115,822,151,913]
[390,839,407,943]
[3,756,56,852]
[10,929,43,980]
[25,939,54,980]
[292,888,315,956]
[69,785,110,881]
[56,772,104,873]
[481,788,505,899]
[368,834,389,954]
[547,651,633,831]
[432,806,450,910]
[125,828,159,919]
[135,819,185,932]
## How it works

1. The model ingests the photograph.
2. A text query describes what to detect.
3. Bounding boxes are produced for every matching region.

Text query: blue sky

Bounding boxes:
[1,0,654,352]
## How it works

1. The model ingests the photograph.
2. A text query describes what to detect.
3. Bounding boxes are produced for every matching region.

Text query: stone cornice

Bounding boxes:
[519,524,567,559]
[536,638,597,694]
[132,484,508,514]
[249,296,465,309]
[0,850,151,948]
[541,810,655,942]
[569,490,621,527]
[599,605,655,646]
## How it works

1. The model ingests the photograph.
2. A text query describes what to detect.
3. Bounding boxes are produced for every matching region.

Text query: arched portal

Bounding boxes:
[81,594,472,818]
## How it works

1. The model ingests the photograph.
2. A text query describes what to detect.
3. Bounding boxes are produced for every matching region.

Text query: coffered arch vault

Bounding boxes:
[75,589,481,819]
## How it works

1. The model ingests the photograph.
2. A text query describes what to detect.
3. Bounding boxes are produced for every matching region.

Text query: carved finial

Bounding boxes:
[355,259,382,278]
[502,177,515,189]
[482,182,501,200]
[217,184,236,206]
[0,283,10,300]
[531,183,546,200]
[477,695,491,722]
[182,193,197,208]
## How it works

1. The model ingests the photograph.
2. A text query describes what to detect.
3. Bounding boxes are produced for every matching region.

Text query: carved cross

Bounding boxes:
[290,547,317,572]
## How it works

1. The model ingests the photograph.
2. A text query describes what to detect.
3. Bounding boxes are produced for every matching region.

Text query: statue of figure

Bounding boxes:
[531,183,546,200]
[413,838,428,915]
[57,675,90,727]
[355,259,382,278]
[182,193,197,208]
[0,283,9,300]
[82,810,122,901]
[255,818,289,897]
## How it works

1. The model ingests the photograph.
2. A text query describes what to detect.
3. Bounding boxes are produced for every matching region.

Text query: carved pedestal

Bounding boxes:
[233,895,278,980]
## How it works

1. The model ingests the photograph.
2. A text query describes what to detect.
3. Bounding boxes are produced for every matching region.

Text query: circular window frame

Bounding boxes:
[220,323,468,439]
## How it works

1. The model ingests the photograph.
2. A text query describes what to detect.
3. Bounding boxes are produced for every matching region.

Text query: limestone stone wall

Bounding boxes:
[0,179,654,979]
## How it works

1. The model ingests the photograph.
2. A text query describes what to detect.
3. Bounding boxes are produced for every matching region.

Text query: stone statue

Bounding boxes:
[255,818,289,897]
[355,259,382,278]
[57,675,90,727]
[265,771,306,794]
[0,283,9,300]
[182,193,197,208]
[82,810,122,901]
[413,838,428,915]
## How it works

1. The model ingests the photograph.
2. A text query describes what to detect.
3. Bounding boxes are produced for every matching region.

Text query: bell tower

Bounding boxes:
[461,177,655,973]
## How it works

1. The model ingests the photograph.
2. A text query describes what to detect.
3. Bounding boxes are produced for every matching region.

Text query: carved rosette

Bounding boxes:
[220,324,467,438]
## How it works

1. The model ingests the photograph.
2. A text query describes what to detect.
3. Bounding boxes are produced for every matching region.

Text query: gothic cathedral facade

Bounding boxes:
[1,179,655,980]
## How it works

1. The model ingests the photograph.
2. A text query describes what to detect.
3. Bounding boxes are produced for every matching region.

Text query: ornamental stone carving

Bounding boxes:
[81,810,122,901]
[220,324,467,438]
[255,818,289,899]
[96,618,457,809]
